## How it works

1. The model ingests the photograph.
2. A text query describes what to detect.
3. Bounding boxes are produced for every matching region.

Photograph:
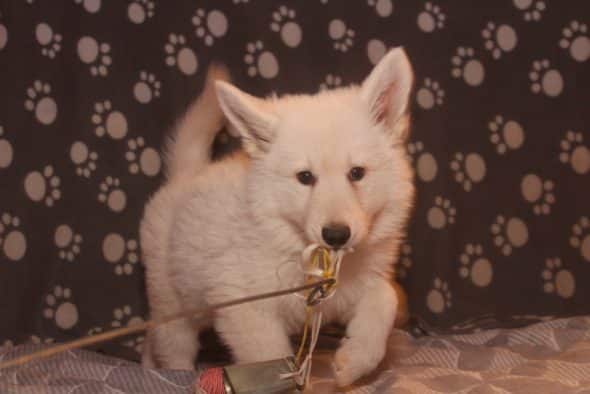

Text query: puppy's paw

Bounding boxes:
[332,339,374,387]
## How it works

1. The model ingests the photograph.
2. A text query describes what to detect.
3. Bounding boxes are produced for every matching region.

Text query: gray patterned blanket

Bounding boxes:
[1,316,589,393]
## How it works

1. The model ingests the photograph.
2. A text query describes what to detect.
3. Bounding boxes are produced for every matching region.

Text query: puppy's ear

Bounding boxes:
[360,47,414,139]
[215,81,278,157]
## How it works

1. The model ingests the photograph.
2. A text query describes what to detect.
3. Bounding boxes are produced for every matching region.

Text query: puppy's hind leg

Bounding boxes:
[151,318,200,370]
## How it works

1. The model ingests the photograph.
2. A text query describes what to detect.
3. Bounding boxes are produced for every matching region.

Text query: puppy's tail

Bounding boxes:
[163,64,230,182]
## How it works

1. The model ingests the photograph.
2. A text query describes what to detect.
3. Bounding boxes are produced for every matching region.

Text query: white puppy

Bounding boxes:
[140,47,415,387]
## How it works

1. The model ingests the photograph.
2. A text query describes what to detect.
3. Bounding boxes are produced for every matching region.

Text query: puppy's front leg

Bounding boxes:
[215,304,294,363]
[333,278,397,387]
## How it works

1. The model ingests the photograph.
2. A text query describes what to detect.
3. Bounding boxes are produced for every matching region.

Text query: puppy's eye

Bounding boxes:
[296,171,316,186]
[348,167,365,182]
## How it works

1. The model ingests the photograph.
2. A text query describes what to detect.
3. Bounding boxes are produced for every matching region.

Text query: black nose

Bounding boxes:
[322,224,351,248]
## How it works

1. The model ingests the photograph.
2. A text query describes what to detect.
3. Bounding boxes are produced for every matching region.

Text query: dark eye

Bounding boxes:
[348,167,365,182]
[296,171,316,186]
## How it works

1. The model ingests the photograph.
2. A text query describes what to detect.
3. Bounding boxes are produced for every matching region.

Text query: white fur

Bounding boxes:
[140,48,415,386]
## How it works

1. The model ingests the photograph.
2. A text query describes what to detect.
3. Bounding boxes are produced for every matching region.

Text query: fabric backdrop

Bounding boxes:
[0,0,589,361]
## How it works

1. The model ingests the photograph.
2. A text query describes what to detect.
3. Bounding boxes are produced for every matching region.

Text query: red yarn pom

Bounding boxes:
[197,367,225,394]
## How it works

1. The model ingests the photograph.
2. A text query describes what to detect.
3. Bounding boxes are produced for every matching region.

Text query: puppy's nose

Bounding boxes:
[322,224,351,248]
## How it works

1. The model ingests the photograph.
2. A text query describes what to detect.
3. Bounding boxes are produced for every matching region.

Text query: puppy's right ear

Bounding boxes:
[215,81,278,157]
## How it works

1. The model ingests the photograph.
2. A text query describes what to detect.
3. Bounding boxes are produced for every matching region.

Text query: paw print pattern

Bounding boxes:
[542,258,575,299]
[559,131,590,175]
[459,244,493,287]
[319,74,342,90]
[123,335,145,355]
[244,41,279,79]
[102,233,139,275]
[192,8,228,46]
[98,176,127,213]
[513,0,546,22]
[570,217,590,262]
[488,115,525,154]
[126,137,162,177]
[417,2,445,33]
[134,71,161,104]
[491,215,529,256]
[29,335,54,345]
[54,225,82,262]
[367,0,393,18]
[24,80,58,125]
[450,152,486,191]
[92,100,128,140]
[43,286,79,330]
[0,14,7,51]
[482,22,517,59]
[426,278,452,313]
[529,59,563,97]
[24,165,61,207]
[70,141,98,178]
[451,47,485,87]
[270,6,302,48]
[328,19,354,52]
[111,305,143,328]
[427,196,456,229]
[396,243,412,279]
[35,23,62,58]
[77,36,111,76]
[164,34,198,76]
[0,213,27,262]
[74,0,101,14]
[521,174,555,215]
[0,126,13,169]
[559,21,590,63]
[367,39,387,65]
[407,141,438,182]
[128,0,155,24]
[416,78,444,109]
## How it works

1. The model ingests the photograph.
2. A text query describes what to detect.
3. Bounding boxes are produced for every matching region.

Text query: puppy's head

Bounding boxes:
[215,48,415,250]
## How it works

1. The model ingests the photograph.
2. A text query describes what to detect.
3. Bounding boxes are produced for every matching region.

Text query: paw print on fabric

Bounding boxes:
[396,243,412,279]
[328,19,354,52]
[43,285,79,330]
[319,74,342,90]
[367,0,393,18]
[450,152,486,192]
[407,141,438,182]
[29,335,54,345]
[542,258,575,299]
[103,233,139,275]
[0,13,7,51]
[559,131,590,175]
[128,0,155,24]
[488,115,525,154]
[521,174,555,215]
[570,216,590,262]
[98,176,127,213]
[0,126,13,169]
[417,2,445,33]
[123,335,145,355]
[482,22,517,59]
[427,196,456,229]
[426,278,452,314]
[559,21,589,63]
[54,225,82,262]
[416,78,444,109]
[192,8,228,46]
[270,6,302,48]
[92,100,128,140]
[126,137,162,177]
[0,213,27,262]
[87,327,103,336]
[134,71,161,104]
[513,0,546,22]
[244,40,279,79]
[451,47,485,87]
[367,39,386,65]
[77,36,111,77]
[164,34,198,76]
[459,244,493,287]
[529,59,563,97]
[24,165,61,207]
[111,305,143,328]
[74,0,101,14]
[491,215,529,256]
[24,80,58,125]
[35,23,62,58]
[70,141,98,178]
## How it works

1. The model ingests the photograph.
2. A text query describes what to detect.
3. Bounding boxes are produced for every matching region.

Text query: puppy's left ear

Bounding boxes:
[360,47,414,139]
